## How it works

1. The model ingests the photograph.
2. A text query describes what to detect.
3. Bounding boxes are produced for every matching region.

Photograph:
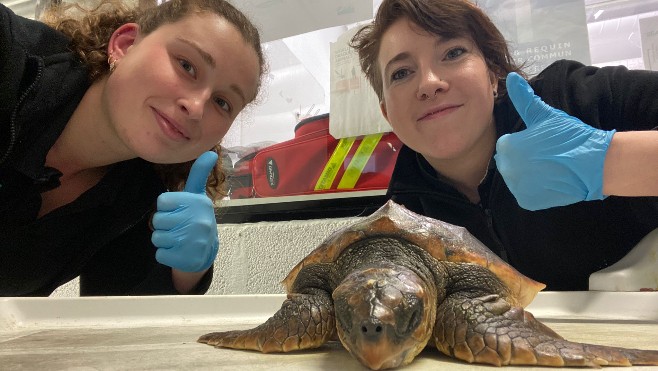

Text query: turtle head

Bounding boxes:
[332,263,436,370]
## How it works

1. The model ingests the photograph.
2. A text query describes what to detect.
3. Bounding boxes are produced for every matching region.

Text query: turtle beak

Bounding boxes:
[356,340,410,370]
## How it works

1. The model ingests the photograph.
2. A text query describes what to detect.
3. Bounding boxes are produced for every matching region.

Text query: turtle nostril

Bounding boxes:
[361,324,382,333]
[360,319,384,340]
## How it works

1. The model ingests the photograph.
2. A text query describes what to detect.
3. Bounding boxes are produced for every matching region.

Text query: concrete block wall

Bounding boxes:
[50,216,363,297]
[208,217,362,295]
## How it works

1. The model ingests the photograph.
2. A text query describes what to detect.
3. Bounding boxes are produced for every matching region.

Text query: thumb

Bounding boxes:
[506,72,554,128]
[184,151,218,194]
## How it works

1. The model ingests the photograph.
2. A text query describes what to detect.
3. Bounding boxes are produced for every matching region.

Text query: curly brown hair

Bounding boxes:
[350,0,525,103]
[41,0,266,202]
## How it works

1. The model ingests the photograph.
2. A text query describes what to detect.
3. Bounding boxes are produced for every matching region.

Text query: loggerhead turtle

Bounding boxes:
[199,200,658,370]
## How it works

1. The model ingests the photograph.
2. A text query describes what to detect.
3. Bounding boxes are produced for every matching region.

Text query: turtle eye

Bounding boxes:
[334,298,353,333]
[396,294,423,336]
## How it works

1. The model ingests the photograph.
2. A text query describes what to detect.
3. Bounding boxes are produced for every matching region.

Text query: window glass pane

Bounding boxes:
[220,0,658,222]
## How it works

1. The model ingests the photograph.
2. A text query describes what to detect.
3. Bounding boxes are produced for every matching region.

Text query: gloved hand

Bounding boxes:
[494,72,615,211]
[151,151,219,272]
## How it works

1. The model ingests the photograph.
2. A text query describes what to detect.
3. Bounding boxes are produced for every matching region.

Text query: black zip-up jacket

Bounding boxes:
[388,59,658,291]
[0,4,211,296]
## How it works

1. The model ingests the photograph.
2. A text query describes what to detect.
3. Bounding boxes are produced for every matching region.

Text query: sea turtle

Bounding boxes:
[199,200,658,369]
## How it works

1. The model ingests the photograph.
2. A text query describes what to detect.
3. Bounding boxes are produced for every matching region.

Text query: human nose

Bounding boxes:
[177,90,210,120]
[416,68,447,100]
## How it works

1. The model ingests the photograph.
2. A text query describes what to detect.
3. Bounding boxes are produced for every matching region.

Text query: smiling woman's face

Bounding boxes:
[104,12,261,164]
[378,18,498,166]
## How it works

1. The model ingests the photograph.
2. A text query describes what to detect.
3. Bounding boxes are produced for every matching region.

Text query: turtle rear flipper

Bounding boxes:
[198,291,336,353]
[433,294,658,367]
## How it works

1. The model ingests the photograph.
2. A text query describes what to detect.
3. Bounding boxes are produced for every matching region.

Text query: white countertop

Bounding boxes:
[1,292,658,370]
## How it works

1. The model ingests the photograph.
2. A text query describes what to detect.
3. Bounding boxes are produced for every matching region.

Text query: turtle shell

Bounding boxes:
[282,200,545,307]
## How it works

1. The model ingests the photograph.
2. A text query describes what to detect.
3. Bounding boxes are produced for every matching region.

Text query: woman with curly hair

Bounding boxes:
[0,0,266,296]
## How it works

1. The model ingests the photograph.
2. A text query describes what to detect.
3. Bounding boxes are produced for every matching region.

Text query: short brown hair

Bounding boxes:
[350,0,524,102]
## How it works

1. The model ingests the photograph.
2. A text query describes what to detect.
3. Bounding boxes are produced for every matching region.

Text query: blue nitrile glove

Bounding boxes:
[151,151,220,272]
[494,72,615,211]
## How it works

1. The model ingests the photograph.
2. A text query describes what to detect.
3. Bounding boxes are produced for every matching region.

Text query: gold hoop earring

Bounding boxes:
[493,90,498,98]
[108,54,117,73]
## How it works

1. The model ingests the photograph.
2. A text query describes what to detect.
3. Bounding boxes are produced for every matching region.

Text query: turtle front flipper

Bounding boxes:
[198,290,336,353]
[433,293,658,367]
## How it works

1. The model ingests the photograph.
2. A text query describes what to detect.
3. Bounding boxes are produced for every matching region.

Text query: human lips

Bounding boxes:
[152,108,190,141]
[417,104,462,121]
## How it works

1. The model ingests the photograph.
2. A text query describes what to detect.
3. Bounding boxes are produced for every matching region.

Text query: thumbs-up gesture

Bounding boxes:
[151,151,220,272]
[494,72,615,211]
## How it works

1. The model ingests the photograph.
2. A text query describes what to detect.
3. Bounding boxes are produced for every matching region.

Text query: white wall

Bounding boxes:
[209,216,362,295]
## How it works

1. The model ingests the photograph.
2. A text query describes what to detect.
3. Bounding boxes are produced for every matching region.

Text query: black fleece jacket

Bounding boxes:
[0,4,212,296]
[388,59,658,291]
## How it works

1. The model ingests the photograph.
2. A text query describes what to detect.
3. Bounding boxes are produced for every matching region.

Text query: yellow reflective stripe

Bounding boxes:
[314,137,356,191]
[337,133,383,189]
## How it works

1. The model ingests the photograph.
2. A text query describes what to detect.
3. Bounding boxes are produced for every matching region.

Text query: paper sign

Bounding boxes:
[328,27,392,139]
[640,16,658,71]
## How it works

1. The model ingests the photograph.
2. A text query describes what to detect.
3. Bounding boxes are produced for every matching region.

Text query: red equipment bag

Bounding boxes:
[228,113,402,199]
